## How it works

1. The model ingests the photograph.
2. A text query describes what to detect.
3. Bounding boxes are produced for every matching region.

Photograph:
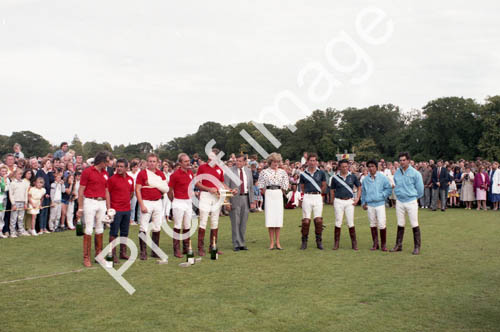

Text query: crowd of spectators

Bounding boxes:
[1,143,499,239]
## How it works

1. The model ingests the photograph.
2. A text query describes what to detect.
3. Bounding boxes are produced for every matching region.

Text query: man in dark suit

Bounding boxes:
[431,160,450,211]
[224,154,255,251]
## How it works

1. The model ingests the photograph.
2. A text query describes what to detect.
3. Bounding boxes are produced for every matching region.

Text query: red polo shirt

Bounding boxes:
[108,173,134,211]
[80,166,108,198]
[136,169,166,201]
[197,163,224,189]
[168,168,194,199]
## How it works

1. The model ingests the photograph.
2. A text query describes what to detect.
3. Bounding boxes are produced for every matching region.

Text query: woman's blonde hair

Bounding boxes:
[267,152,282,166]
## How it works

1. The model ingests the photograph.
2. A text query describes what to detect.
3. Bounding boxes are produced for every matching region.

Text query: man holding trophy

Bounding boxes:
[77,151,112,268]
[195,149,234,256]
[224,154,255,252]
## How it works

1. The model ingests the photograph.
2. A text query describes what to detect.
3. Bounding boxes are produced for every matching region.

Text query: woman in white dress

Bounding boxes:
[460,167,475,209]
[258,153,289,250]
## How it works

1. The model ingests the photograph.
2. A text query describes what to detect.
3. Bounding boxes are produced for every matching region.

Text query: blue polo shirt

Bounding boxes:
[394,166,424,203]
[329,172,360,199]
[300,168,326,193]
[361,172,393,207]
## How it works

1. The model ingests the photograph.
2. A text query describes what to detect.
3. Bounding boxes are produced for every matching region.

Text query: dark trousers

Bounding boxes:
[109,210,131,238]
[419,187,431,208]
[229,196,249,249]
[37,197,51,231]
[431,188,447,210]
[2,199,11,234]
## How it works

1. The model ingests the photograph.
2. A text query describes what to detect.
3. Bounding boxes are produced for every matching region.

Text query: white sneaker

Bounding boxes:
[22,231,30,236]
[0,233,6,238]
[38,231,44,235]
[31,230,38,236]
[10,233,18,238]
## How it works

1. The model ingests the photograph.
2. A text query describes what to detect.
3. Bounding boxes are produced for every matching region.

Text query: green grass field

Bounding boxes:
[1,207,499,332]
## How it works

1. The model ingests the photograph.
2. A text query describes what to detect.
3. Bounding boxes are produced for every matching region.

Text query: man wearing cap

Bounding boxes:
[329,159,361,250]
[77,151,112,267]
[107,158,134,263]
[390,152,424,255]
[168,153,194,258]
[361,159,393,251]
[136,153,168,260]
[195,149,233,256]
[299,153,327,250]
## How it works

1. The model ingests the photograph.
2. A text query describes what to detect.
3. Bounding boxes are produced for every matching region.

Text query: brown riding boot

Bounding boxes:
[109,236,119,264]
[380,228,388,252]
[390,226,405,252]
[120,243,130,260]
[173,228,182,258]
[348,227,358,251]
[198,228,206,256]
[333,227,341,250]
[83,234,92,267]
[412,226,421,255]
[300,218,311,250]
[151,231,160,258]
[370,227,379,251]
[209,228,223,254]
[314,217,323,250]
[94,233,103,262]
[182,228,190,255]
[139,232,147,260]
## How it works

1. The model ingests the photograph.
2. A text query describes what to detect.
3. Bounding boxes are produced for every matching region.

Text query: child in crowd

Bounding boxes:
[72,172,81,216]
[28,177,46,236]
[285,183,301,209]
[253,179,263,211]
[22,170,35,233]
[9,169,30,237]
[61,174,76,230]
[49,172,65,232]
[0,165,10,238]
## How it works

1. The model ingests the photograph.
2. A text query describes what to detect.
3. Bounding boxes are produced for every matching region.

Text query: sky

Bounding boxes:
[1,0,499,147]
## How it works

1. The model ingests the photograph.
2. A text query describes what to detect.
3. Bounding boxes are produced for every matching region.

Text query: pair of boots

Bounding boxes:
[390,226,421,255]
[172,228,192,258]
[109,236,131,264]
[300,218,323,250]
[138,231,161,260]
[369,227,387,251]
[332,226,358,250]
[197,228,222,257]
[82,233,103,267]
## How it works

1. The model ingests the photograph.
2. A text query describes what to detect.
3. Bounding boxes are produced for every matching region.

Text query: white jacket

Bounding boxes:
[492,169,500,195]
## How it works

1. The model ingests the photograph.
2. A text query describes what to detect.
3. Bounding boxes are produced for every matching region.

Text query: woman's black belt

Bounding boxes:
[266,185,281,190]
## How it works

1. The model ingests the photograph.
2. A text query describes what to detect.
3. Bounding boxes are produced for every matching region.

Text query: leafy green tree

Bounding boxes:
[339,104,402,159]
[420,97,481,160]
[123,142,154,160]
[353,138,379,161]
[7,131,52,158]
[69,135,84,156]
[478,96,500,160]
[0,135,9,157]
[281,108,342,161]
[83,141,113,159]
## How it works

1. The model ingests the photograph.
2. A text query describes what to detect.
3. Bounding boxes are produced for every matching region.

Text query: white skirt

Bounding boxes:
[264,189,284,228]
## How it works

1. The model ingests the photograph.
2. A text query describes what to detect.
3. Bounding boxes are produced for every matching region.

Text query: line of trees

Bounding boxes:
[1,96,499,162]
